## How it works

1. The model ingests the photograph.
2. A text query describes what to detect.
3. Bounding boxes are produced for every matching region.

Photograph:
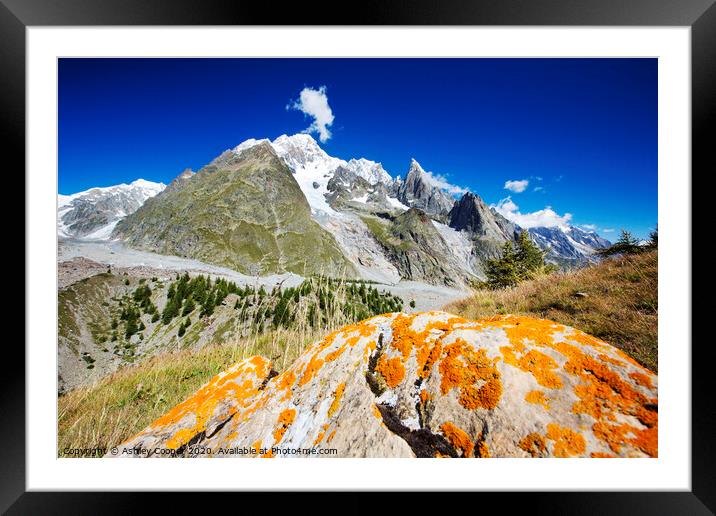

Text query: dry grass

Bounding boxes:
[57,327,329,457]
[58,273,366,457]
[444,250,658,372]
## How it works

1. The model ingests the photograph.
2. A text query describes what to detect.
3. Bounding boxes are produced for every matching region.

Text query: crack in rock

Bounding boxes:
[366,329,459,458]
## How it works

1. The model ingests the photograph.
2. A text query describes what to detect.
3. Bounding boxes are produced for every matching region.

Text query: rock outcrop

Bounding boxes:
[367,208,476,288]
[113,312,658,458]
[449,192,516,241]
[393,160,456,217]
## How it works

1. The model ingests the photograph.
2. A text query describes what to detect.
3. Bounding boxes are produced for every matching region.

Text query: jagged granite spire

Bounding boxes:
[393,159,456,216]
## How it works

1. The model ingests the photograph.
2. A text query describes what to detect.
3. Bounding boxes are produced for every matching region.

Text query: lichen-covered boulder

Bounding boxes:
[112,312,657,458]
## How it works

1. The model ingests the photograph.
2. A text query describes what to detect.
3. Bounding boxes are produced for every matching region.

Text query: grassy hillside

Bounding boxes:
[114,142,353,277]
[58,328,325,457]
[444,250,658,372]
[58,274,403,456]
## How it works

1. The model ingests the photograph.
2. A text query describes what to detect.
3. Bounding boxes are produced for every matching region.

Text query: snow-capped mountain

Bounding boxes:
[232,134,396,216]
[58,179,165,240]
[344,158,393,185]
[528,225,611,264]
[231,134,459,220]
[265,134,347,215]
[60,133,612,284]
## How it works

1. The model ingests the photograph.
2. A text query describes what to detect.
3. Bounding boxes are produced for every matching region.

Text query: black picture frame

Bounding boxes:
[6,0,712,513]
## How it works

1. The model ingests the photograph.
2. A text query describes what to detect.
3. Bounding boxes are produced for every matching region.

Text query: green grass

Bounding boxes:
[360,215,413,252]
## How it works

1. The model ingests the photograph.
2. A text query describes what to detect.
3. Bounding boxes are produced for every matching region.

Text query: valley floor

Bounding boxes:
[58,239,468,311]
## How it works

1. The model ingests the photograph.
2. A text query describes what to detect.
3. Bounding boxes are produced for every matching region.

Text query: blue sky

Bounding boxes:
[59,58,657,239]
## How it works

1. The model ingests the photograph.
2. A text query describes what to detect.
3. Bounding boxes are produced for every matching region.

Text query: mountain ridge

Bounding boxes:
[58,179,165,239]
[112,141,354,277]
[61,133,610,284]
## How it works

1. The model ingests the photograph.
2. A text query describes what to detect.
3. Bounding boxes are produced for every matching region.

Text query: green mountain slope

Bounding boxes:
[113,143,353,277]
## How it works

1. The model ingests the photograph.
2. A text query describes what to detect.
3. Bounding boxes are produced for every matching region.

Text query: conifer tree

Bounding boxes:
[597,229,643,257]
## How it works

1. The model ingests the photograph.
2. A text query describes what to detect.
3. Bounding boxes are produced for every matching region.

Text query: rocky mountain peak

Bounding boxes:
[270,133,334,171]
[408,158,423,173]
[393,160,456,217]
[345,158,393,186]
[177,168,194,180]
[232,138,271,156]
[449,192,516,242]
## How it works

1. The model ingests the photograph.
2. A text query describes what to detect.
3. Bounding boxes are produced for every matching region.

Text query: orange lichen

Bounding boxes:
[459,379,502,411]
[545,339,658,456]
[313,423,330,446]
[152,357,271,450]
[566,329,610,351]
[591,452,617,458]
[484,315,563,349]
[598,353,625,367]
[372,404,382,419]
[325,343,348,362]
[275,370,297,401]
[390,314,419,359]
[328,383,346,418]
[439,339,502,410]
[251,440,262,456]
[272,408,296,444]
[629,371,654,389]
[326,429,337,443]
[362,339,377,363]
[525,390,551,410]
[592,421,632,454]
[500,347,563,389]
[376,355,405,388]
[546,423,586,457]
[630,424,658,457]
[440,421,474,458]
[298,354,325,387]
[136,313,658,459]
[475,433,490,458]
[593,418,657,457]
[519,432,547,457]
[418,342,443,379]
[388,313,468,383]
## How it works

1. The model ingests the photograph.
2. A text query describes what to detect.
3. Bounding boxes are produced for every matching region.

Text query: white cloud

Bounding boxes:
[492,196,572,229]
[504,179,529,193]
[580,224,598,231]
[287,86,335,142]
[533,186,544,192]
[603,228,615,233]
[422,170,469,196]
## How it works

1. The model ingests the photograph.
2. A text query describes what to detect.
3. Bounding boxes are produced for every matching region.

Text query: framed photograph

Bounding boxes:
[9,0,711,512]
